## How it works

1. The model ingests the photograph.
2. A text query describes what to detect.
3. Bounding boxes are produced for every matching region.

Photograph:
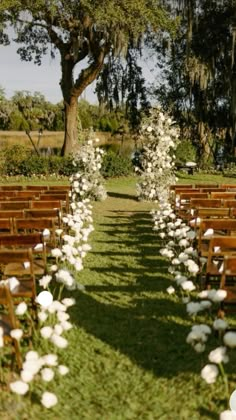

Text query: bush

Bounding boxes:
[175,139,197,164]
[101,150,133,178]
[0,145,76,177]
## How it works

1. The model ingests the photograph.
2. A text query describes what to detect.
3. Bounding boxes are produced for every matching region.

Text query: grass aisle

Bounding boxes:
[63,177,227,420]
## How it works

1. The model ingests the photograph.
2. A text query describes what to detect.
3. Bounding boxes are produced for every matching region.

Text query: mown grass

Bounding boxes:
[0,173,236,419]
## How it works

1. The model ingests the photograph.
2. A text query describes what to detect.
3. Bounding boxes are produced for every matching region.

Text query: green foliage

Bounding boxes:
[101,150,133,178]
[175,139,197,164]
[0,145,75,176]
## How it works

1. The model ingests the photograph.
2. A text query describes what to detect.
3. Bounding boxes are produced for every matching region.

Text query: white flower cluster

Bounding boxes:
[10,350,69,408]
[70,132,107,202]
[136,108,179,202]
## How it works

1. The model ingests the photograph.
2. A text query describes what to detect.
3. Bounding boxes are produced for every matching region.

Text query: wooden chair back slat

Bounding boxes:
[30,200,62,210]
[196,208,231,218]
[0,210,25,219]
[0,201,30,210]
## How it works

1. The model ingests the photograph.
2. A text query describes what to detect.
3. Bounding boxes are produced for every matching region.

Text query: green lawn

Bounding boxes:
[1,174,236,419]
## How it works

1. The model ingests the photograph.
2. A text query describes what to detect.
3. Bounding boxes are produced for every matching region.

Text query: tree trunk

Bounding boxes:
[60,45,108,156]
[61,96,78,156]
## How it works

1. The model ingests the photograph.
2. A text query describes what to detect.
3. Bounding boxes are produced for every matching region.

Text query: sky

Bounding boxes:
[0,41,156,105]
[0,42,98,104]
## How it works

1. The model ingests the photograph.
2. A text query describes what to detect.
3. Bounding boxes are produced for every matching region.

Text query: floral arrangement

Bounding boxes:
[71,130,107,202]
[136,107,180,202]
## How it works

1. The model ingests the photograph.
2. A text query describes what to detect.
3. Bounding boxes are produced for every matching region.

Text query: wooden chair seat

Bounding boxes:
[0,233,47,275]
[4,260,44,278]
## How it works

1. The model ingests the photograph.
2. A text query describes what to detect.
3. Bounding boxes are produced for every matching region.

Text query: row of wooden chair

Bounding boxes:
[0,186,70,369]
[0,184,70,191]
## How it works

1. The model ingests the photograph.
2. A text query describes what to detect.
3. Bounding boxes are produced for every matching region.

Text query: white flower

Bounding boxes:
[54,324,63,335]
[36,291,53,308]
[40,326,53,339]
[166,286,175,295]
[181,280,196,292]
[220,410,236,420]
[201,364,219,384]
[23,360,43,375]
[38,311,48,322]
[57,311,70,323]
[208,346,228,364]
[25,351,39,361]
[20,370,34,383]
[15,302,27,316]
[199,300,212,310]
[42,354,58,366]
[10,329,23,340]
[51,248,63,258]
[224,332,236,348]
[61,297,76,307]
[58,365,69,376]
[230,390,236,414]
[39,275,52,289]
[186,302,202,316]
[51,334,68,349]
[61,321,73,331]
[10,380,29,395]
[41,391,58,408]
[213,319,228,331]
[207,289,227,302]
[41,368,54,382]
[194,343,205,353]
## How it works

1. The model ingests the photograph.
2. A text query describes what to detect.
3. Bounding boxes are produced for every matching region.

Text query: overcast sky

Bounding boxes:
[0,42,156,105]
[0,43,97,104]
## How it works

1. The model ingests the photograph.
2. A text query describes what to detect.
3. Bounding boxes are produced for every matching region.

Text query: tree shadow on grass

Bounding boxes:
[72,207,235,418]
[107,191,138,201]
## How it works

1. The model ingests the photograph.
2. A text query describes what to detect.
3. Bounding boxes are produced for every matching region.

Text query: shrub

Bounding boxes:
[0,145,76,177]
[101,150,133,178]
[1,145,31,175]
[175,139,197,164]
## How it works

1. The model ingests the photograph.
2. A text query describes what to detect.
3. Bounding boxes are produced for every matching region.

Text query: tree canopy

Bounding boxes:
[2,0,176,154]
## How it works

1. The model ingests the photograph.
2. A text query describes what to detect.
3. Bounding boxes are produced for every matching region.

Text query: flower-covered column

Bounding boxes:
[136,108,180,202]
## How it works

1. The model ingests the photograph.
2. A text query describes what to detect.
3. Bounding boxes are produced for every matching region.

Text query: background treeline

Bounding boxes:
[0,88,127,134]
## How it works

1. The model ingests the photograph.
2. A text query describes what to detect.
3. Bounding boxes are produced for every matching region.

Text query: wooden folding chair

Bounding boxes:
[0,219,14,234]
[13,218,57,248]
[204,236,236,288]
[0,283,22,369]
[39,194,69,213]
[24,209,62,227]
[198,219,236,257]
[0,233,47,276]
